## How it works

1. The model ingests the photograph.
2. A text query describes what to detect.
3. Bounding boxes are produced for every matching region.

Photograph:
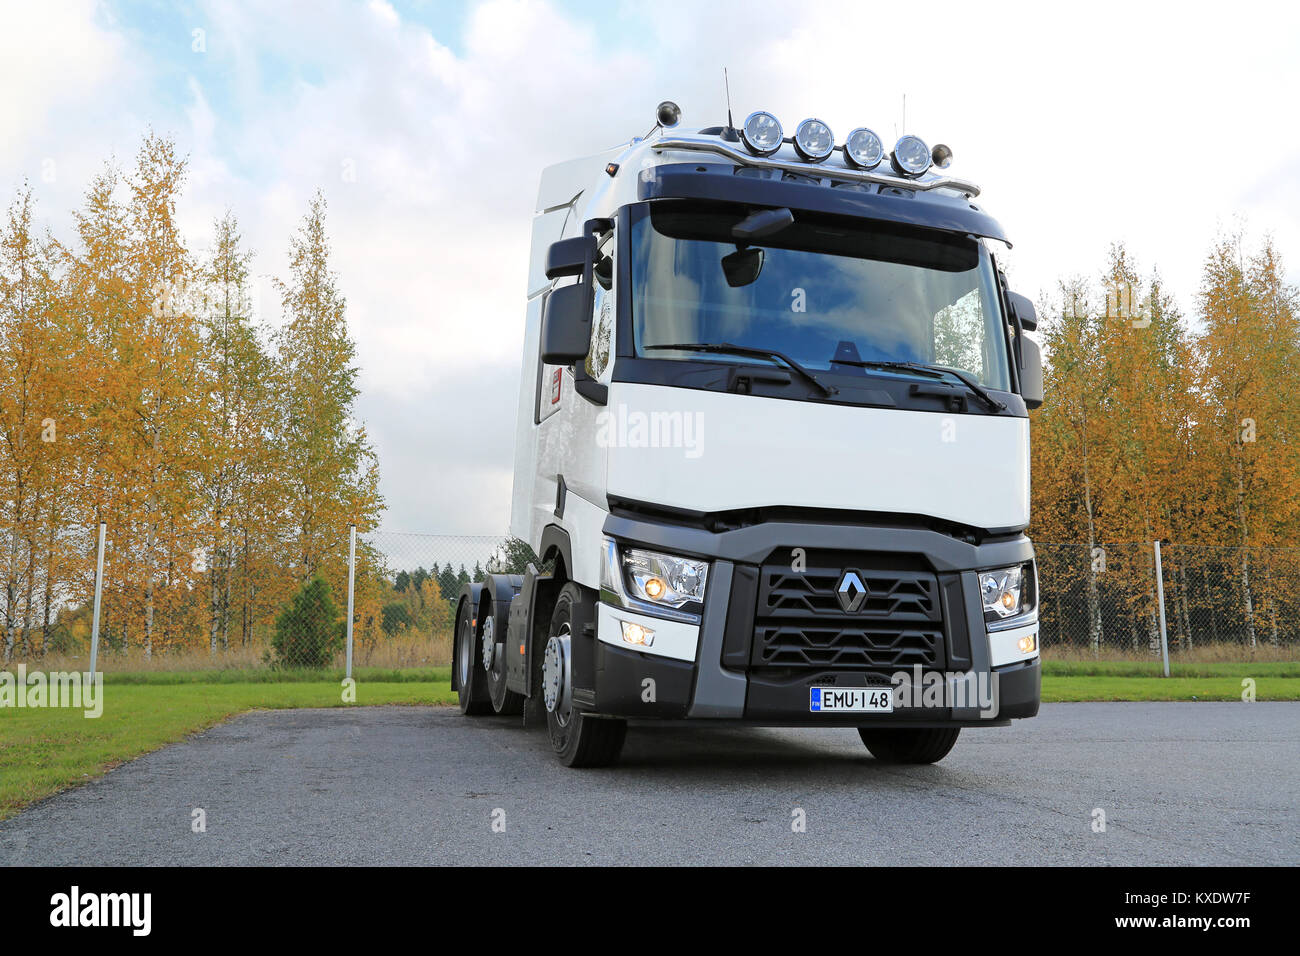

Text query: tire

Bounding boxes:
[455,601,492,715]
[543,583,626,768]
[857,727,960,764]
[484,597,524,716]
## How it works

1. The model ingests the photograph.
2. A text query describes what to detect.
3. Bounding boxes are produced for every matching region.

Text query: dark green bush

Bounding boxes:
[272,574,344,668]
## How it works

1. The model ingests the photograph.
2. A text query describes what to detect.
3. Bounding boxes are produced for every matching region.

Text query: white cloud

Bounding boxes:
[0,1,137,223]
[4,0,1300,533]
[368,0,400,27]
[0,0,125,147]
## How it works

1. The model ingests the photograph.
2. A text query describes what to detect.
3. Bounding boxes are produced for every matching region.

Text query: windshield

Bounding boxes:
[628,202,1011,391]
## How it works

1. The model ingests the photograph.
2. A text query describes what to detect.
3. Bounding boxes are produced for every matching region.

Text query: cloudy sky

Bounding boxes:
[5,0,1299,534]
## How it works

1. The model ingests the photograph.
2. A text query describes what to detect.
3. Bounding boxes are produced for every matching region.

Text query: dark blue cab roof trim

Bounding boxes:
[637,163,1010,245]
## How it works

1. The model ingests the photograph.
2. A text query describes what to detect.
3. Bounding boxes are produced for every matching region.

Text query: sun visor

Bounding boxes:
[637,163,1010,245]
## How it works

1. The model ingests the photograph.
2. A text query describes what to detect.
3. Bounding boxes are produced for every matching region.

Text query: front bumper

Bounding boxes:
[596,512,1042,725]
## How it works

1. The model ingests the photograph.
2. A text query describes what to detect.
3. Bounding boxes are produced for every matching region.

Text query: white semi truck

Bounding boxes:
[453,102,1044,767]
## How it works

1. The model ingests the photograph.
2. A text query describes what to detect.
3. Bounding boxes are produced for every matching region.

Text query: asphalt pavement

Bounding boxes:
[2,702,1295,865]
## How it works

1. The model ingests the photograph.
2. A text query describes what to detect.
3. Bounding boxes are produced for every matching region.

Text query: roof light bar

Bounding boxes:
[699,104,955,183]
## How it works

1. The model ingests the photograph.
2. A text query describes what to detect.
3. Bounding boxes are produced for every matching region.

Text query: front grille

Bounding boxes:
[751,549,945,670]
[754,623,943,668]
[761,567,938,620]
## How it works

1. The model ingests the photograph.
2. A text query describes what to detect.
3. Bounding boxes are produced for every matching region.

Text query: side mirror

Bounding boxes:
[541,283,591,364]
[1007,291,1038,332]
[545,236,594,280]
[541,223,609,365]
[1019,335,1043,410]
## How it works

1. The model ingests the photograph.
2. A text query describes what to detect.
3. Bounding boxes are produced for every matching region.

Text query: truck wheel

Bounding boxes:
[455,602,491,715]
[483,598,524,716]
[542,583,626,767]
[857,727,960,764]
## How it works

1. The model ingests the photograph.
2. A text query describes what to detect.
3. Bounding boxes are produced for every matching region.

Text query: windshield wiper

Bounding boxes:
[831,359,1006,412]
[644,342,837,398]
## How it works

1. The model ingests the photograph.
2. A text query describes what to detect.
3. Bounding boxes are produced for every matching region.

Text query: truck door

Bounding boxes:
[531,227,615,586]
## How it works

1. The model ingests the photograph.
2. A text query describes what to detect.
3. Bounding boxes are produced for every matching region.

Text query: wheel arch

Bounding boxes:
[539,524,572,583]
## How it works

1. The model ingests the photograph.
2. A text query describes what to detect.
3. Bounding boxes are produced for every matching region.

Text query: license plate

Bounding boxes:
[810,686,894,713]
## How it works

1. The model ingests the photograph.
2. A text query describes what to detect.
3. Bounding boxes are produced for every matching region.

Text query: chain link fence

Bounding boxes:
[3,526,1296,671]
[348,531,512,670]
[0,525,510,671]
[1036,542,1300,660]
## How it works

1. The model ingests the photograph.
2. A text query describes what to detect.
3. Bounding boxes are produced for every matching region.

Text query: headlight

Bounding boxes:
[793,118,835,162]
[741,110,784,156]
[979,562,1037,627]
[844,127,884,170]
[891,134,931,177]
[622,547,708,608]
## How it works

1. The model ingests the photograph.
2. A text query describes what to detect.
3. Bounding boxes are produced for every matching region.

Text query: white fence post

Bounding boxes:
[1153,540,1170,677]
[346,524,356,680]
[89,521,106,677]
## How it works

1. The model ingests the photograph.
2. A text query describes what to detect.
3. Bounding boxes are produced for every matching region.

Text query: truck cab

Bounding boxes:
[453,104,1044,766]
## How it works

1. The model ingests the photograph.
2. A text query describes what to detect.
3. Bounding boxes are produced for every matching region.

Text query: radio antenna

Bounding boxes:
[724,68,736,131]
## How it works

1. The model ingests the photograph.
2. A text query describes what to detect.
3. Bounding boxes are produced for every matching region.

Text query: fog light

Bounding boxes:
[1018,633,1037,654]
[891,134,932,177]
[844,127,884,169]
[741,110,784,156]
[793,118,835,162]
[621,622,654,647]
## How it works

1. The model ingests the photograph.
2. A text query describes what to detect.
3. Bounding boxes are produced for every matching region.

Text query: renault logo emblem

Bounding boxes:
[836,571,866,612]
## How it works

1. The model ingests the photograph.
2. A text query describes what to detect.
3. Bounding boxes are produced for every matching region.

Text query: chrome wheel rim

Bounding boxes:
[542,623,572,726]
[480,614,496,672]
